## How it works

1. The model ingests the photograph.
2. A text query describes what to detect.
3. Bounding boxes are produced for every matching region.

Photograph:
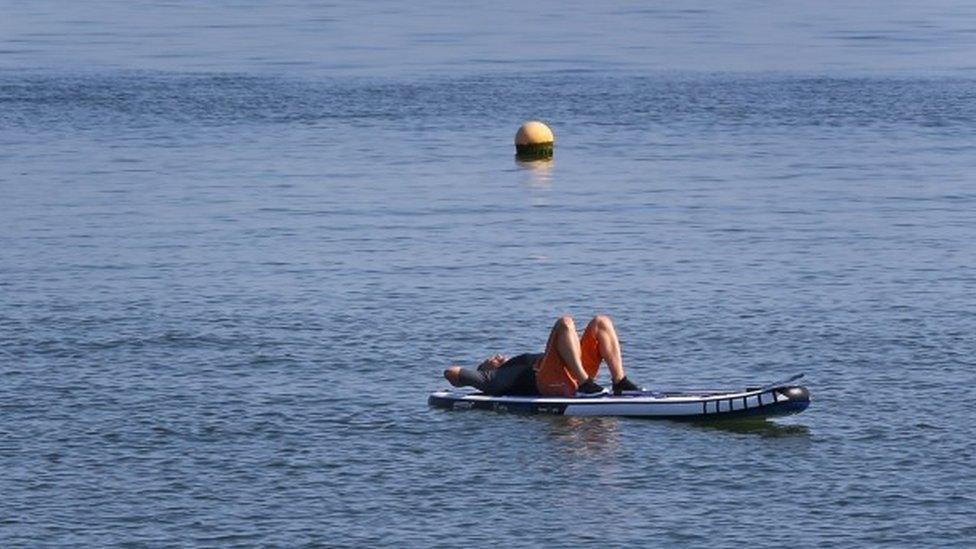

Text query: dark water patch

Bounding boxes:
[2,73,976,136]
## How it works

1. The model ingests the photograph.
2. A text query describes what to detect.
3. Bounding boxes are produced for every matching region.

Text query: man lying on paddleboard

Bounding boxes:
[443,315,641,397]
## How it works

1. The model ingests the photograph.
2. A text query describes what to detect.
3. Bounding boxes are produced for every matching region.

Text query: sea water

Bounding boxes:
[2,1,975,546]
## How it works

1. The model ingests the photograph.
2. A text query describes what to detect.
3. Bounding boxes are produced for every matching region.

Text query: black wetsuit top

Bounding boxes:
[458,353,542,396]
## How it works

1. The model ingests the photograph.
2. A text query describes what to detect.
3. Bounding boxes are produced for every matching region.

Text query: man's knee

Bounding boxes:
[591,314,613,330]
[553,315,575,331]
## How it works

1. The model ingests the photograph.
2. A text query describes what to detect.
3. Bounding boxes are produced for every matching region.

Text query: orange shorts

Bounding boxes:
[534,321,601,397]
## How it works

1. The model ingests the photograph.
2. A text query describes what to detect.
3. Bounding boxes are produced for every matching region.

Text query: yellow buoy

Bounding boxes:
[514,120,554,159]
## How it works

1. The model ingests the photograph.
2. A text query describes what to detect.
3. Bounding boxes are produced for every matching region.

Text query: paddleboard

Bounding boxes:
[428,373,810,419]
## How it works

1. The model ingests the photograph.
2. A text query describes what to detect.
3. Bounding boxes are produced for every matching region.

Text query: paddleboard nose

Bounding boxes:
[779,386,810,402]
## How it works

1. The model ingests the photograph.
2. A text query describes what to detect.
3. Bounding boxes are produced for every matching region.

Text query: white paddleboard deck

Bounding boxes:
[429,374,810,419]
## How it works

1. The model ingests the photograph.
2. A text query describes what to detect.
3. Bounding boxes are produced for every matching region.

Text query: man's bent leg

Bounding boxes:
[535,316,591,397]
[552,316,589,382]
[584,315,625,383]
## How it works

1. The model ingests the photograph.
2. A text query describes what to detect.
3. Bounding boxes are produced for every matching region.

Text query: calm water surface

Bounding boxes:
[2,2,975,547]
